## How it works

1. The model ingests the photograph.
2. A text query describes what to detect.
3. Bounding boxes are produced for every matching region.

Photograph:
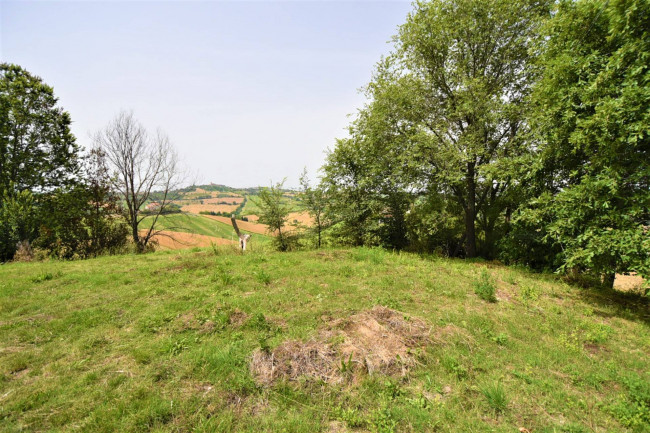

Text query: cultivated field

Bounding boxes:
[140,214,272,249]
[180,204,240,214]
[140,230,234,249]
[202,215,271,236]
[1,248,648,432]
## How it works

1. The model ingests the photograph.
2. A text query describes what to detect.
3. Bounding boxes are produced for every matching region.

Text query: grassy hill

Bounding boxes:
[1,248,648,432]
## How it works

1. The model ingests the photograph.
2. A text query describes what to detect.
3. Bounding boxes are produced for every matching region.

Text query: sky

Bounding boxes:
[1,0,413,188]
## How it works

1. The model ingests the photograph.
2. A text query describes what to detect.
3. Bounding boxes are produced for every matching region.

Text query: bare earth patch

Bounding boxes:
[140,230,233,250]
[180,203,240,214]
[614,273,646,292]
[250,306,431,385]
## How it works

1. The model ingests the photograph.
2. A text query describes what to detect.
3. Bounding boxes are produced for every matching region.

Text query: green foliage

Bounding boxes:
[0,63,81,196]
[474,269,497,302]
[254,180,296,252]
[298,169,330,248]
[510,0,650,283]
[322,0,550,258]
[0,189,37,260]
[609,373,650,429]
[480,382,508,413]
[0,65,127,261]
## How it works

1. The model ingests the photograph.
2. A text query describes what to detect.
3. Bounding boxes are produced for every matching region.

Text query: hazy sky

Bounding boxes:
[1,0,412,188]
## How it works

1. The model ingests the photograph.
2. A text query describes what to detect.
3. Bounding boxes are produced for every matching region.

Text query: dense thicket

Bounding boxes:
[321,0,649,285]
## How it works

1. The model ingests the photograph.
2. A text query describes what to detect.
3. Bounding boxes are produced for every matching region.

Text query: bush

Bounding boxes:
[474,269,497,302]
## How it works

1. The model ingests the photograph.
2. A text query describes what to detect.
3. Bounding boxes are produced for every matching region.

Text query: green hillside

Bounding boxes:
[1,248,648,432]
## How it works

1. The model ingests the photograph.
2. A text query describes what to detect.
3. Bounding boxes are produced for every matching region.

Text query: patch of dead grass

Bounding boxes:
[250,306,431,385]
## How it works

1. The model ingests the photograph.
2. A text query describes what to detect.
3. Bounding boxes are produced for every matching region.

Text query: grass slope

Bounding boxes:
[0,248,648,432]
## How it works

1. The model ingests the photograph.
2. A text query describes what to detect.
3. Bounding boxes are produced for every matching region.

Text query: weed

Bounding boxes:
[582,322,613,344]
[169,338,189,356]
[255,269,271,285]
[338,353,354,374]
[332,405,366,428]
[493,333,508,346]
[247,312,271,332]
[371,407,398,433]
[608,374,650,428]
[213,267,238,286]
[31,271,62,283]
[474,270,497,302]
[521,284,539,302]
[480,382,508,413]
[442,355,469,380]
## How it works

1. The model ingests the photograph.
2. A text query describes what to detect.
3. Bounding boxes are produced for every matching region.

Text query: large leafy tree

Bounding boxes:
[0,63,81,194]
[517,0,650,285]
[0,63,82,260]
[323,0,549,257]
[391,0,550,257]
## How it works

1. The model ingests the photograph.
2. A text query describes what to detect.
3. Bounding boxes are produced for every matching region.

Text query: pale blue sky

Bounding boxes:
[1,0,412,187]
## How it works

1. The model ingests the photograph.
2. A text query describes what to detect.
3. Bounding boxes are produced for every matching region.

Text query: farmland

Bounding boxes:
[140,213,273,249]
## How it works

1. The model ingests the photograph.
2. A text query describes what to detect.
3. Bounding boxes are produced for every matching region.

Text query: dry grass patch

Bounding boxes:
[250,306,431,385]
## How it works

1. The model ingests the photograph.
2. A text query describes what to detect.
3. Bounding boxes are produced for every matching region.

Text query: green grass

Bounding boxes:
[1,248,649,432]
[140,213,271,244]
[241,194,302,216]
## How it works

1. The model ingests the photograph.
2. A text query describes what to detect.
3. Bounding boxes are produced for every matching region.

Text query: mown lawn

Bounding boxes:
[0,248,648,432]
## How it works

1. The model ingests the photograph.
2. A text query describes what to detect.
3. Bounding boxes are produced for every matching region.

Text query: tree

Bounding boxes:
[0,63,82,260]
[385,0,549,257]
[255,180,293,251]
[0,63,81,195]
[83,147,129,256]
[514,0,650,285]
[93,111,182,251]
[298,169,330,248]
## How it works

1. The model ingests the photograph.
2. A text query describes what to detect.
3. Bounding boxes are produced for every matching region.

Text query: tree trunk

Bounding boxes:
[465,161,477,258]
[603,272,616,289]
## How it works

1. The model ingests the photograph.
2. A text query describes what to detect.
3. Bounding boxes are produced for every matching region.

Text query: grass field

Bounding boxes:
[1,248,648,432]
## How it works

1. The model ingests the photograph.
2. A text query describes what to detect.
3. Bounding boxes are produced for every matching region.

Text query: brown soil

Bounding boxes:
[180,204,240,214]
[229,309,250,327]
[202,215,271,235]
[250,306,431,385]
[244,214,259,222]
[141,230,233,250]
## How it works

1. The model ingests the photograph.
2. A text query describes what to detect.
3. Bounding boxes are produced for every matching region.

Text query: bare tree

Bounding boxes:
[93,111,182,251]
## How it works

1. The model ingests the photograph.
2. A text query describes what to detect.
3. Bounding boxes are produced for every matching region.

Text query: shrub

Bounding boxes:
[474,269,497,302]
